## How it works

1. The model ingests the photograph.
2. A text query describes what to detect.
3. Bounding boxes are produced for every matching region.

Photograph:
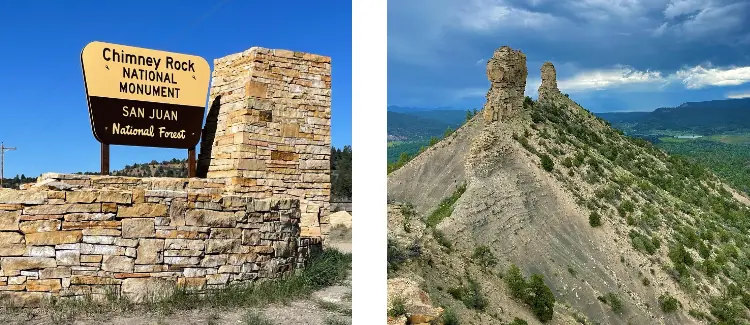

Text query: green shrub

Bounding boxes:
[444,127,455,138]
[621,200,635,213]
[524,96,535,108]
[589,212,602,227]
[449,278,487,311]
[659,293,680,313]
[703,259,719,277]
[429,136,439,146]
[709,294,746,323]
[463,278,488,311]
[472,246,498,269]
[510,318,529,325]
[388,296,406,317]
[442,308,459,325]
[540,154,554,172]
[504,265,555,322]
[387,239,407,275]
[599,292,623,314]
[668,244,694,268]
[629,230,659,255]
[526,274,555,322]
[401,203,416,233]
[505,265,527,299]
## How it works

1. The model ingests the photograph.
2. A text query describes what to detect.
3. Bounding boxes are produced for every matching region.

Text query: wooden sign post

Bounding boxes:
[101,143,109,175]
[80,41,211,175]
[188,147,196,178]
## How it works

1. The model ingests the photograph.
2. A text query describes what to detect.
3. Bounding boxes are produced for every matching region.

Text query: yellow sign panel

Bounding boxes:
[81,41,211,149]
[81,41,210,107]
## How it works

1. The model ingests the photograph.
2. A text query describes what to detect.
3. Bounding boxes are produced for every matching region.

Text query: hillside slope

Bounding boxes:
[387,46,750,325]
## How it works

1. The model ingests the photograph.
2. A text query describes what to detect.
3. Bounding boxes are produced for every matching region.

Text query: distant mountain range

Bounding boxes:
[596,97,750,135]
[387,106,475,141]
[388,98,750,142]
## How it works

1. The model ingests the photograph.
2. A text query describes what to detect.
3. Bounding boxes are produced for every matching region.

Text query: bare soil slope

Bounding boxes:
[388,115,483,215]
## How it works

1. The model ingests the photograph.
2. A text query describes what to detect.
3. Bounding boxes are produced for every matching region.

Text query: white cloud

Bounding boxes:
[526,78,541,97]
[450,63,750,101]
[674,65,750,88]
[726,91,750,99]
[558,66,666,92]
[553,63,750,92]
[476,58,486,65]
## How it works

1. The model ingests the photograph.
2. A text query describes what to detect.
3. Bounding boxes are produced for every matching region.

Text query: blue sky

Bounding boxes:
[388,0,750,112]
[0,0,351,178]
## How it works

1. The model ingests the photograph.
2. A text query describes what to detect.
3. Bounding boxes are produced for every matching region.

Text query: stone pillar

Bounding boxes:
[482,46,527,122]
[538,61,560,103]
[197,47,332,238]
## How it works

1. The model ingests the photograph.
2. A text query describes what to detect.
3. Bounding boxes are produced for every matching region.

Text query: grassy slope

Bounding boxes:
[519,98,750,324]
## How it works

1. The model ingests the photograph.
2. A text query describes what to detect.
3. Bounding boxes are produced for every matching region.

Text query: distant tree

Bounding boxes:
[473,108,478,116]
[466,110,473,121]
[524,96,534,107]
[443,127,454,138]
[331,145,352,200]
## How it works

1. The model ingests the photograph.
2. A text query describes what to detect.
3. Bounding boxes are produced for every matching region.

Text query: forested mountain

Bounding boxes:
[600,98,750,135]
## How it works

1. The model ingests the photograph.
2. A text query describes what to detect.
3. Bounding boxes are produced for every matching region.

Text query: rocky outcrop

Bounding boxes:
[387,277,444,325]
[538,61,561,103]
[482,46,528,122]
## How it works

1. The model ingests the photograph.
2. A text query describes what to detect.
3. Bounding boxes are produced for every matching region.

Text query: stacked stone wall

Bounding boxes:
[197,47,332,239]
[0,174,316,306]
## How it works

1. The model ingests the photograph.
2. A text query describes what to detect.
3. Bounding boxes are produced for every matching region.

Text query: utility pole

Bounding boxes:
[1,142,17,189]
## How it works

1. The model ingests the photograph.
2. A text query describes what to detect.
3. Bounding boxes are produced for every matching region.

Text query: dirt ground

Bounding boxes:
[0,228,353,325]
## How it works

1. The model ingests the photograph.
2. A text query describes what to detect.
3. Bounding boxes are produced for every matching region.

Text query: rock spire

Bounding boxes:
[482,46,527,122]
[537,61,561,102]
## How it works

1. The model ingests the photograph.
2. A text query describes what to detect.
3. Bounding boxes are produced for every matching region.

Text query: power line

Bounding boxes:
[0,142,17,189]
